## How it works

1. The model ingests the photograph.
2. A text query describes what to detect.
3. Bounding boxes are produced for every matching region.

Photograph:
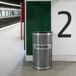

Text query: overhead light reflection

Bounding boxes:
[0,1,21,7]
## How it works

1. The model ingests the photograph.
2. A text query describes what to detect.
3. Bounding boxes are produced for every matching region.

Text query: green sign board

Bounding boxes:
[26,1,51,55]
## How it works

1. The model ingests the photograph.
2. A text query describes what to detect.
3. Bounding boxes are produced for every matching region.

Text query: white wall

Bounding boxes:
[52,0,76,61]
[25,0,76,61]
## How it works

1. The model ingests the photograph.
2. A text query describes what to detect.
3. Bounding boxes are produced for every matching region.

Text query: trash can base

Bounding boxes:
[34,66,52,70]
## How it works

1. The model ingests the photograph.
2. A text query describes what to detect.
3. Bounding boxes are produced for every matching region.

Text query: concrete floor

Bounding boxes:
[10,61,76,76]
[0,22,76,76]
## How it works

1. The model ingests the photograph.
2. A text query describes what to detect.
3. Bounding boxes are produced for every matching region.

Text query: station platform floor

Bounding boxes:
[0,22,24,76]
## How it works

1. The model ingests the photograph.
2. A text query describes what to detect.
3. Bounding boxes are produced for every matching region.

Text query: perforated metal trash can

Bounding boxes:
[33,32,52,70]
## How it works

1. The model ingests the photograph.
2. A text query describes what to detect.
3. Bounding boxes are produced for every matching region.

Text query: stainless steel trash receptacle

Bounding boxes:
[33,32,52,70]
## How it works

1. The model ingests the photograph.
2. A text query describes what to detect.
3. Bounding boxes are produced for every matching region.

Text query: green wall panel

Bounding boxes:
[26,1,51,55]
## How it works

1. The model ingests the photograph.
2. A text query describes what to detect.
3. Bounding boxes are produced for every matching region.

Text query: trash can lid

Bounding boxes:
[33,31,52,35]
[33,31,52,33]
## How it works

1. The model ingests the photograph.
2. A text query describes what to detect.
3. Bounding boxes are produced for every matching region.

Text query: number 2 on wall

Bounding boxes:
[58,11,72,38]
